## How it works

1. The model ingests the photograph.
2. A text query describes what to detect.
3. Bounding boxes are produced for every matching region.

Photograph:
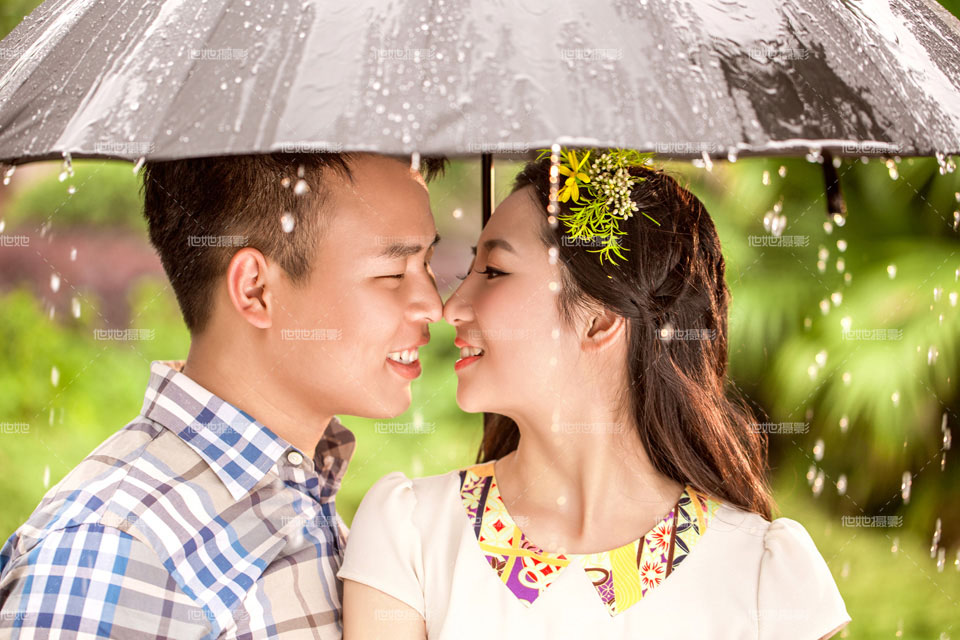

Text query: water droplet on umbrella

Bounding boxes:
[293,179,309,195]
[836,474,847,495]
[887,264,897,279]
[901,470,912,502]
[2,166,14,185]
[50,273,60,292]
[813,438,825,461]
[280,212,295,233]
[70,297,80,318]
[51,366,59,387]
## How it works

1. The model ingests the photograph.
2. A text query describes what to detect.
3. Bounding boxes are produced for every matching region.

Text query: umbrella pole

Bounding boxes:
[821,151,847,220]
[481,153,494,227]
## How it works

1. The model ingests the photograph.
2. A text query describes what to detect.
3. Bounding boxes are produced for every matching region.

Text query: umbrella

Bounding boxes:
[1,0,960,218]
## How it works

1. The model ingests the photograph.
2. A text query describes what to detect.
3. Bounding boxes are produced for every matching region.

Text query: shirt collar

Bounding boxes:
[140,360,355,501]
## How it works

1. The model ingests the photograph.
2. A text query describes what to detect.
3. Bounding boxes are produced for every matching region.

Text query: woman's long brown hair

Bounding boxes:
[477,157,775,521]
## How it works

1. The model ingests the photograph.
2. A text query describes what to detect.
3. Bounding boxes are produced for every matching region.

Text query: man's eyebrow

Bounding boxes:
[378,233,441,259]
[470,238,516,256]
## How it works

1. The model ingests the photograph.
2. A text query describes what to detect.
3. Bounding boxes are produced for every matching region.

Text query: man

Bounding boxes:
[0,152,445,638]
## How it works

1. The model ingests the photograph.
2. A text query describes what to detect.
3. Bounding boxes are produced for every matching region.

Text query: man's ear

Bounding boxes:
[581,307,627,353]
[226,248,273,329]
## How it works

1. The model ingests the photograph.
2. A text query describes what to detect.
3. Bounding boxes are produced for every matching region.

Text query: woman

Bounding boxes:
[337,150,851,639]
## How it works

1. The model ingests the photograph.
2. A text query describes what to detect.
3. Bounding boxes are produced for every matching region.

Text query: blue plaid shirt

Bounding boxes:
[0,360,356,639]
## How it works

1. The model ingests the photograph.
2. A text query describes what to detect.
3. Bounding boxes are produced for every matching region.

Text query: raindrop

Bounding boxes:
[2,166,14,185]
[891,537,899,553]
[70,297,80,319]
[842,371,851,385]
[886,159,898,180]
[934,287,943,302]
[813,438,825,461]
[839,414,849,433]
[818,246,830,261]
[219,81,227,91]
[836,474,847,495]
[823,221,833,235]
[700,151,713,172]
[761,170,770,186]
[67,185,76,195]
[891,391,900,407]
[953,211,959,231]
[816,350,828,367]
[949,292,958,307]
[901,470,912,503]
[452,208,463,219]
[887,264,897,279]
[928,346,939,366]
[280,212,295,233]
[726,148,738,163]
[833,213,846,227]
[51,366,59,387]
[0,219,4,233]
[806,464,816,484]
[70,247,77,261]
[807,364,818,379]
[50,273,60,293]
[831,292,842,306]
[132,156,146,173]
[937,547,946,572]
[931,518,942,558]
[281,177,291,188]
[293,179,309,195]
[819,299,830,315]
[548,246,559,265]
[410,151,420,171]
[836,239,847,252]
[659,323,675,341]
[811,468,825,497]
[58,171,68,182]
[836,258,845,273]
[778,165,787,178]
[840,316,852,332]
[42,465,50,489]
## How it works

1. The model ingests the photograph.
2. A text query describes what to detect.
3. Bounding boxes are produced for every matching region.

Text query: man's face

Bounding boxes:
[268,154,443,419]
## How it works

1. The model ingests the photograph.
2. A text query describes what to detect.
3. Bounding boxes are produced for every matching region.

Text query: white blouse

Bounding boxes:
[338,464,851,639]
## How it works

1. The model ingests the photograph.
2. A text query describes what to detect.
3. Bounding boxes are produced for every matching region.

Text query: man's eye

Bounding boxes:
[381,273,405,279]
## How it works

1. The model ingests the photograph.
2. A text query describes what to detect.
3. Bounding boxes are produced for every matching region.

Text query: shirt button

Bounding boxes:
[287,450,304,466]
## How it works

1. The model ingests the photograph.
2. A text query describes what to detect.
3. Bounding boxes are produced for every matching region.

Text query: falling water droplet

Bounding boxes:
[51,366,59,387]
[886,159,899,180]
[836,474,847,495]
[410,151,420,171]
[778,165,787,178]
[891,537,899,553]
[812,469,825,496]
[839,414,849,433]
[901,470,912,503]
[132,156,146,174]
[823,220,833,234]
[948,292,957,307]
[887,264,897,279]
[831,292,843,306]
[840,316,852,332]
[836,239,847,252]
[293,179,309,195]
[891,391,900,407]
[819,299,830,315]
[931,518,942,558]
[70,297,80,319]
[2,165,15,185]
[813,438,825,461]
[938,547,947,572]
[700,150,713,172]
[806,464,816,484]
[67,185,76,195]
[280,212,295,233]
[842,371,851,385]
[928,346,939,365]
[815,350,828,367]
[452,207,463,219]
[42,465,50,489]
[50,273,60,293]
[761,170,770,186]
[726,147,738,163]
[70,247,77,261]
[835,257,845,273]
[934,287,943,302]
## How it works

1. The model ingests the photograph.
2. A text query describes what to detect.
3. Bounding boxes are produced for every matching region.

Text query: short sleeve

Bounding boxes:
[337,471,425,618]
[757,518,851,640]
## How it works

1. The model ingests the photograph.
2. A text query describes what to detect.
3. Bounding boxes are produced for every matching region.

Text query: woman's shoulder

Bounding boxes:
[355,464,478,516]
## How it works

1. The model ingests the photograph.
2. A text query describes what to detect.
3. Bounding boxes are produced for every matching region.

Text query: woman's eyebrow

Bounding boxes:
[470,238,516,256]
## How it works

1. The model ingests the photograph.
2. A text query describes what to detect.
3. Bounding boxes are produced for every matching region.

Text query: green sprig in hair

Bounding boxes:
[536,147,661,265]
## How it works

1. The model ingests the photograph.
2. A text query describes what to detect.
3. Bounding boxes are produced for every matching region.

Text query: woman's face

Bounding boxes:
[442,186,584,418]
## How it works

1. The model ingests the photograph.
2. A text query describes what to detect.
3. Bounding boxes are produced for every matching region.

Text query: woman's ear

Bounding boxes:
[581,307,627,353]
[225,247,273,329]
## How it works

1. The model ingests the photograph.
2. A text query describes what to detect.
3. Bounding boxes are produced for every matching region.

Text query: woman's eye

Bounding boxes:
[456,267,507,281]
[382,273,405,279]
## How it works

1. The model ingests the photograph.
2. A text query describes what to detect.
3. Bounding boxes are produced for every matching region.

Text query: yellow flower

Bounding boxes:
[557,150,591,202]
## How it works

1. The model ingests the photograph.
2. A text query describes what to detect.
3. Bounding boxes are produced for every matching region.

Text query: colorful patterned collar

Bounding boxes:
[458,461,722,616]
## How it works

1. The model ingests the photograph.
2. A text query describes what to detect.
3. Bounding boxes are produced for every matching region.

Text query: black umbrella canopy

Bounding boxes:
[0,0,959,165]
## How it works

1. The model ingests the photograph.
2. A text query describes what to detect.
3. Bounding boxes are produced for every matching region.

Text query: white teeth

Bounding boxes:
[388,349,420,364]
[459,346,484,358]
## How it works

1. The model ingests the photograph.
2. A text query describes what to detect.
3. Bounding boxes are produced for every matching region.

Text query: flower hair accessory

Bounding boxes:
[536,147,661,265]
